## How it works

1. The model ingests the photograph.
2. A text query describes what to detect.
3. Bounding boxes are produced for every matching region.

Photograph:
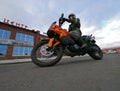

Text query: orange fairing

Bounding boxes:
[50,25,70,37]
[47,24,70,48]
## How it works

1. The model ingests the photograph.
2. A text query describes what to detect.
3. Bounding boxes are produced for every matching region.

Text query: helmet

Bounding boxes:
[68,13,76,19]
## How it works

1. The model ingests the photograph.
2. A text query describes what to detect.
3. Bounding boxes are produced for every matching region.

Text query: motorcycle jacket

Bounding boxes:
[63,18,81,32]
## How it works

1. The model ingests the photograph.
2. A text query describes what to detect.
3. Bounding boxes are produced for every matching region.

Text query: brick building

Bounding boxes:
[0,22,46,59]
[102,47,120,54]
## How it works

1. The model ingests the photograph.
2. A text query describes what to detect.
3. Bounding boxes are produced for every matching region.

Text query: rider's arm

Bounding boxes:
[63,18,75,23]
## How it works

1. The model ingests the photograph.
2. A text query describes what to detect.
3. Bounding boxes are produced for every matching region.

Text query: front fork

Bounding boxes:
[47,38,61,48]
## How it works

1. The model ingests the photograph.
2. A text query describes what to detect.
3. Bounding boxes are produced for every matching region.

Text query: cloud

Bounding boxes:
[80,13,120,48]
[48,0,57,11]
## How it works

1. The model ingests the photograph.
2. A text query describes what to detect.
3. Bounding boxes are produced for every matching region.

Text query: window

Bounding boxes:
[13,46,32,56]
[0,29,10,56]
[0,45,8,56]
[0,29,11,38]
[16,33,34,46]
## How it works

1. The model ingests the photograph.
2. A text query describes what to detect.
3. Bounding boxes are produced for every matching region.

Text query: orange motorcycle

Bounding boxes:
[31,14,103,67]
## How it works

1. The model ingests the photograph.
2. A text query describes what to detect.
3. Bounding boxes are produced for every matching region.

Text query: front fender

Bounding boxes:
[41,38,49,42]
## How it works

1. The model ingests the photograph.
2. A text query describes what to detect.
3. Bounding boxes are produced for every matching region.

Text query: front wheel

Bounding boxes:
[31,41,63,67]
[88,44,103,60]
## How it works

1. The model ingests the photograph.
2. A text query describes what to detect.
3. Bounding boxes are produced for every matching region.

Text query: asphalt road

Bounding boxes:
[0,54,120,91]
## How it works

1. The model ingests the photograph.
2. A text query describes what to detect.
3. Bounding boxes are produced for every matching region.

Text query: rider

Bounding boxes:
[61,13,87,48]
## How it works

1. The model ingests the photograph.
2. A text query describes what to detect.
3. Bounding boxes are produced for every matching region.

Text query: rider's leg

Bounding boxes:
[69,30,87,48]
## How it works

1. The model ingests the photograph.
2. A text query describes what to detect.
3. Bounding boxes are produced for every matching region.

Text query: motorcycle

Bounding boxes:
[31,14,103,67]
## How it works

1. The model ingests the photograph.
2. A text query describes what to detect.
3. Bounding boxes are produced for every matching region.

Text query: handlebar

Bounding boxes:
[61,13,64,18]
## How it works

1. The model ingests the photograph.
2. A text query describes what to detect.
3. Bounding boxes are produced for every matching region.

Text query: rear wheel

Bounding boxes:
[31,41,63,67]
[88,44,103,60]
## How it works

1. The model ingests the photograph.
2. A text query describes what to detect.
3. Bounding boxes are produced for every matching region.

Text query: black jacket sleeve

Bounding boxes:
[63,18,75,23]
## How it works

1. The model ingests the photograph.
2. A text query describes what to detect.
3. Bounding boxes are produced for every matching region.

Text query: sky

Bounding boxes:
[0,0,120,49]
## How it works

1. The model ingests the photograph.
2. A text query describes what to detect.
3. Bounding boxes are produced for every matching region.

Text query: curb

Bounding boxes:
[0,55,88,65]
[0,57,70,65]
[0,59,32,65]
